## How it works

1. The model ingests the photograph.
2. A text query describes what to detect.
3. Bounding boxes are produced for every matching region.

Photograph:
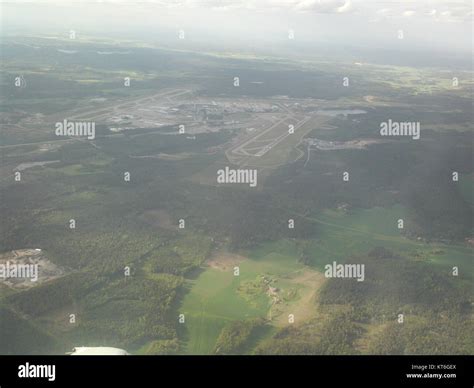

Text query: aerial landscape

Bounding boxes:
[0,0,472,357]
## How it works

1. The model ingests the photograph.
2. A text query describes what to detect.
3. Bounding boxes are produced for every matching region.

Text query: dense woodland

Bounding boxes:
[255,248,473,355]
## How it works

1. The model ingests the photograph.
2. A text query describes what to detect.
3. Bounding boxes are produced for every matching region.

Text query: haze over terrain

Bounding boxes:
[0,0,472,356]
[2,0,472,66]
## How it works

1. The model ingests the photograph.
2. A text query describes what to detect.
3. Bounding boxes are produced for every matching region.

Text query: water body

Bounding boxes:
[317,109,367,117]
[96,51,131,55]
[57,49,78,54]
[15,160,60,171]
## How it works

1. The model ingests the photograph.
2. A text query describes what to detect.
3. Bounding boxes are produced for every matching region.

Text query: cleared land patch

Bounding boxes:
[179,242,327,354]
[0,249,67,290]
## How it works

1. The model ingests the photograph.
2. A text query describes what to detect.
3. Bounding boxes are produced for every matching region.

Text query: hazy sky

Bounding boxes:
[1,0,472,54]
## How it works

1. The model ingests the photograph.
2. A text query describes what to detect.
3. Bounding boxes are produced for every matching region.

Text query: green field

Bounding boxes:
[179,240,318,354]
[300,206,473,273]
[179,205,473,354]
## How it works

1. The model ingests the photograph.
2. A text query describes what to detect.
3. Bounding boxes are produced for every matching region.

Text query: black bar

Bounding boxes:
[0,355,472,387]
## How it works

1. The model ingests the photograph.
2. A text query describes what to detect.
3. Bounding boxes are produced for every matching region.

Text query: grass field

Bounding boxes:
[179,205,473,354]
[299,206,473,273]
[179,240,323,354]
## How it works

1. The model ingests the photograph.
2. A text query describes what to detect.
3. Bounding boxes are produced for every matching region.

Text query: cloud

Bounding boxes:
[163,0,353,14]
[294,0,351,13]
[372,1,471,22]
[4,0,472,21]
[336,0,351,13]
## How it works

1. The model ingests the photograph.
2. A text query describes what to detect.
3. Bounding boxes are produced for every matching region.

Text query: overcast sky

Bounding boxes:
[1,1,472,54]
